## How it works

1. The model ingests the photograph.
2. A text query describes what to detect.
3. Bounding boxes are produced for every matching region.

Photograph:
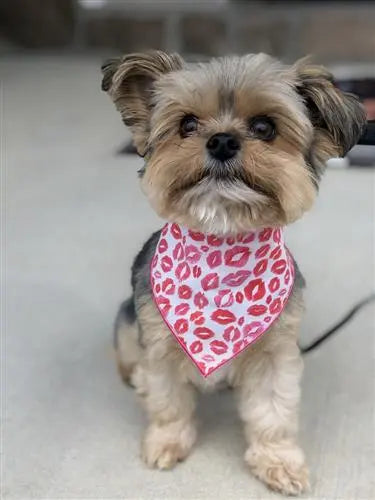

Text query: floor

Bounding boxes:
[2,56,374,499]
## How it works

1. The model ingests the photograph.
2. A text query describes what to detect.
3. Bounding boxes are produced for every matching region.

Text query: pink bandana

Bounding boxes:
[151,223,295,377]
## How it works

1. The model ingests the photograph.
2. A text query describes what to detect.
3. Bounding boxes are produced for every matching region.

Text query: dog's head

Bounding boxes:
[102,51,365,235]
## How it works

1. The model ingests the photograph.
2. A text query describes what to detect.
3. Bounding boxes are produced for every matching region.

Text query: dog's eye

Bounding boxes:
[248,116,276,141]
[180,115,198,137]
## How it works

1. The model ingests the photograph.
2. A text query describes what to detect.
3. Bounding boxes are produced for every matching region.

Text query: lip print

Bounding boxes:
[178,284,192,299]
[155,283,161,294]
[224,246,251,267]
[156,296,171,315]
[244,278,266,301]
[253,259,268,277]
[158,238,168,253]
[259,228,272,242]
[255,244,270,258]
[211,308,236,325]
[238,316,245,326]
[214,289,234,308]
[226,237,236,245]
[175,262,191,281]
[173,242,185,261]
[222,270,251,287]
[154,271,161,278]
[210,340,228,355]
[188,230,205,241]
[273,228,281,243]
[174,318,188,335]
[162,278,175,295]
[269,276,280,292]
[247,304,267,316]
[233,340,244,354]
[171,223,182,239]
[175,303,190,315]
[160,255,173,272]
[202,354,215,362]
[264,316,272,322]
[270,246,282,260]
[223,325,241,342]
[206,250,222,269]
[201,245,209,252]
[201,272,219,291]
[279,288,287,296]
[271,259,287,274]
[284,269,291,285]
[152,255,158,268]
[236,291,244,303]
[242,233,255,244]
[269,297,282,314]
[190,340,203,354]
[207,235,224,246]
[194,292,209,308]
[194,326,215,340]
[185,245,201,263]
[161,225,168,236]
[190,310,205,325]
[192,265,202,278]
[243,321,263,336]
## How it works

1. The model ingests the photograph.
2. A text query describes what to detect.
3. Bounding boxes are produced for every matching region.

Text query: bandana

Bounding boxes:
[150,223,295,377]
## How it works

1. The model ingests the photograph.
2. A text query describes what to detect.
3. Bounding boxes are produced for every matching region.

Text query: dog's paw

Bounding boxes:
[245,441,310,495]
[141,421,196,470]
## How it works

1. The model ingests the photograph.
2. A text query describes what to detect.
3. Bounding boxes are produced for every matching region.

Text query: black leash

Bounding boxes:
[300,292,375,354]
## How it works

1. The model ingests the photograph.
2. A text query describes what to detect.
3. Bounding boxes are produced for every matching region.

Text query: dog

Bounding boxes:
[101,51,365,495]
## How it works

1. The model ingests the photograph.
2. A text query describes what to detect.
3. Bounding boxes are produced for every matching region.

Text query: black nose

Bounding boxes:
[206,133,240,161]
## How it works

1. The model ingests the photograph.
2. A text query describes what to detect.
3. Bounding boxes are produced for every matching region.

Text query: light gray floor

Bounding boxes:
[2,56,374,499]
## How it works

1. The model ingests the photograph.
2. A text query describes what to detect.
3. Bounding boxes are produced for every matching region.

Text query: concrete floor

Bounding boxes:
[2,56,374,499]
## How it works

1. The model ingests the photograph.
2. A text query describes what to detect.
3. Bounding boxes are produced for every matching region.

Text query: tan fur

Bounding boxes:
[102,51,366,495]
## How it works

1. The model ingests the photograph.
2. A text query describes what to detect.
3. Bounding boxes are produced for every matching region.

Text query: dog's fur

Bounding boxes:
[102,52,365,495]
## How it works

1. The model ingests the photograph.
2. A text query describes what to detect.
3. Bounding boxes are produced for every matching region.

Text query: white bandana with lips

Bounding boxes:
[150,223,295,377]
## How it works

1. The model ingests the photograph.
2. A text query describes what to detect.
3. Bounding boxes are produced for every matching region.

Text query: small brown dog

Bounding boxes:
[102,52,365,495]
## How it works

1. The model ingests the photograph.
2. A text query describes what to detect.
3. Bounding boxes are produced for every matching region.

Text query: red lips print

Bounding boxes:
[273,228,281,243]
[247,304,267,316]
[194,326,215,340]
[162,278,175,295]
[259,228,272,242]
[156,296,171,315]
[175,262,191,281]
[270,246,282,260]
[236,291,244,303]
[255,244,270,259]
[269,297,282,314]
[210,340,228,355]
[244,278,266,301]
[190,340,203,354]
[207,235,224,246]
[214,289,234,308]
[269,277,280,292]
[222,270,251,287]
[171,223,182,239]
[185,245,201,263]
[188,230,205,241]
[161,255,173,272]
[211,309,236,325]
[190,310,205,325]
[201,273,219,291]
[158,238,168,253]
[178,285,192,299]
[174,318,188,335]
[243,321,263,337]
[253,259,268,277]
[152,255,158,268]
[206,250,222,269]
[271,259,287,274]
[193,265,202,278]
[173,242,184,261]
[194,292,208,309]
[223,325,241,342]
[175,303,190,315]
[224,246,251,267]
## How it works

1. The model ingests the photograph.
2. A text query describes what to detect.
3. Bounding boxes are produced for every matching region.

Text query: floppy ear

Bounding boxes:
[101,51,183,155]
[295,60,366,162]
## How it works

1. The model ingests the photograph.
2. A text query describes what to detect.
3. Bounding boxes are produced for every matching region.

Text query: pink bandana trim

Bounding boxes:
[150,223,295,377]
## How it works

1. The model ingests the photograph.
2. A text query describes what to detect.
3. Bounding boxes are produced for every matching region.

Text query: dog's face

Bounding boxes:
[102,51,365,235]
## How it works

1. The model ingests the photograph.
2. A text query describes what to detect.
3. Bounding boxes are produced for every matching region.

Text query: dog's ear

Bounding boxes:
[295,59,366,160]
[101,51,183,155]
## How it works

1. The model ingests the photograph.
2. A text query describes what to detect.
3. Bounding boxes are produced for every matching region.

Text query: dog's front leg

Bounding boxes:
[137,302,197,470]
[235,312,309,495]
